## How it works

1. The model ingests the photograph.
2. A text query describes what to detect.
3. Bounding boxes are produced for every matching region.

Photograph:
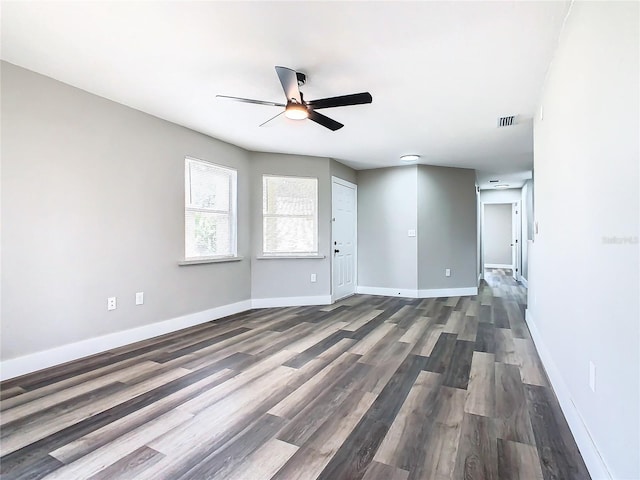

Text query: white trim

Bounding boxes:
[484,263,513,269]
[255,255,325,260]
[356,286,478,298]
[356,286,419,298]
[0,300,252,381]
[251,295,332,309]
[525,310,613,480]
[418,287,478,298]
[519,275,529,287]
[178,256,243,266]
[478,273,484,285]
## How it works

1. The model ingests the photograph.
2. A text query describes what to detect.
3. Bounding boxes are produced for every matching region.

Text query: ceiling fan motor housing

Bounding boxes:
[296,72,306,86]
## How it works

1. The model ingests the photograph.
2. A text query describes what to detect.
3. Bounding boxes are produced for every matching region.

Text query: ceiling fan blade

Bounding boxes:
[308,110,344,131]
[259,110,285,127]
[216,95,285,107]
[275,66,301,103]
[307,92,372,110]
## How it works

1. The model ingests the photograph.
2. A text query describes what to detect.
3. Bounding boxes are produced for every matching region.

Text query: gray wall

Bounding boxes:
[1,62,252,361]
[357,165,477,292]
[330,159,357,184]
[530,2,639,477]
[356,166,418,289]
[249,152,332,299]
[482,204,512,265]
[417,165,477,289]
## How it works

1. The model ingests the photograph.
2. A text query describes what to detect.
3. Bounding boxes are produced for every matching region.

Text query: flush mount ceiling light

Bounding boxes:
[494,184,510,189]
[284,102,308,120]
[400,154,420,162]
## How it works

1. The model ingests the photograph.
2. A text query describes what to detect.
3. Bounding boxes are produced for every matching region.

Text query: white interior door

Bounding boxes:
[332,177,357,301]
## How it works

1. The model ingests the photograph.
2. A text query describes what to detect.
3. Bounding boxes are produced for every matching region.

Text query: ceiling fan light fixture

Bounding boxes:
[494,184,510,189]
[284,103,308,120]
[400,154,420,163]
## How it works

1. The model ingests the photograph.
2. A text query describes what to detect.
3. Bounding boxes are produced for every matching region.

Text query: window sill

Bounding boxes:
[178,256,244,266]
[256,255,326,260]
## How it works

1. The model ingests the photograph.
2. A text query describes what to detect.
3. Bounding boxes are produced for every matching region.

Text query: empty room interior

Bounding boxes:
[1,1,638,480]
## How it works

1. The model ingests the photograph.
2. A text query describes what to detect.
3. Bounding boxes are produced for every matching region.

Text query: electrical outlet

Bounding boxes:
[107,297,117,311]
[407,229,416,237]
[136,292,144,305]
[445,268,451,277]
[589,361,596,392]
[310,273,317,283]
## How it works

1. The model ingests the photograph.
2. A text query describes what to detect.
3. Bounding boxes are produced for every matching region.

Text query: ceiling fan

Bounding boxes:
[216,66,372,131]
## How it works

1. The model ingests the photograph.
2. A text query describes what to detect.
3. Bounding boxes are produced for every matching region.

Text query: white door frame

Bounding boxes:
[480,200,521,278]
[512,201,521,280]
[331,176,357,302]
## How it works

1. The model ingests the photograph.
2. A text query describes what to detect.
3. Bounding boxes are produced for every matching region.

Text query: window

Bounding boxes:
[263,175,318,256]
[185,157,237,259]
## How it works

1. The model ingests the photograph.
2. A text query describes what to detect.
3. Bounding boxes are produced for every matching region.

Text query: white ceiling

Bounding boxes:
[0,1,569,176]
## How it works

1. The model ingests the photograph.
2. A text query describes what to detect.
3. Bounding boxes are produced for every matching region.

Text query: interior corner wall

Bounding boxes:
[417,165,477,290]
[248,152,332,300]
[1,61,252,362]
[330,159,357,184]
[529,1,639,478]
[356,166,418,291]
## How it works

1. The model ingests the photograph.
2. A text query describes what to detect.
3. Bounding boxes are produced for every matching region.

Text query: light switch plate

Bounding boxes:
[136,292,144,305]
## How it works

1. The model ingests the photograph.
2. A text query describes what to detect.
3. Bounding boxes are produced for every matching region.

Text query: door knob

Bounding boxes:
[334,249,340,254]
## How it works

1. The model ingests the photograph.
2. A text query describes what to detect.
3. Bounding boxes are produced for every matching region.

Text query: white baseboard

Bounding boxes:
[418,287,478,298]
[356,286,419,298]
[251,295,332,309]
[525,309,612,480]
[0,300,252,381]
[356,286,478,298]
[519,275,529,287]
[484,263,513,269]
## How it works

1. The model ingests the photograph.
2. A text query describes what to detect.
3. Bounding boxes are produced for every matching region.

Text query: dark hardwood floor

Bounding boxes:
[0,269,590,479]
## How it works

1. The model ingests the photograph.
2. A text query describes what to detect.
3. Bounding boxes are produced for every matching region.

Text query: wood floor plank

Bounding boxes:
[362,461,409,480]
[223,438,298,480]
[173,413,285,480]
[512,338,548,387]
[408,386,466,480]
[453,413,498,480]
[524,384,591,480]
[315,354,428,480]
[425,333,458,373]
[86,446,164,480]
[475,322,496,353]
[1,368,191,456]
[442,339,474,390]
[497,439,544,480]
[411,322,444,357]
[48,368,232,464]
[46,409,192,479]
[373,370,441,467]
[494,363,536,445]
[272,390,377,480]
[465,352,496,417]
[268,351,360,419]
[495,328,519,365]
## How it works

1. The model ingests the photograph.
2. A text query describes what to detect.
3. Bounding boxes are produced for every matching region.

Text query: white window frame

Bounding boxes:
[184,156,238,261]
[262,174,319,257]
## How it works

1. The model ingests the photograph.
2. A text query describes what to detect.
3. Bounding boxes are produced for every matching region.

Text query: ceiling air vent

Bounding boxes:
[498,115,516,127]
